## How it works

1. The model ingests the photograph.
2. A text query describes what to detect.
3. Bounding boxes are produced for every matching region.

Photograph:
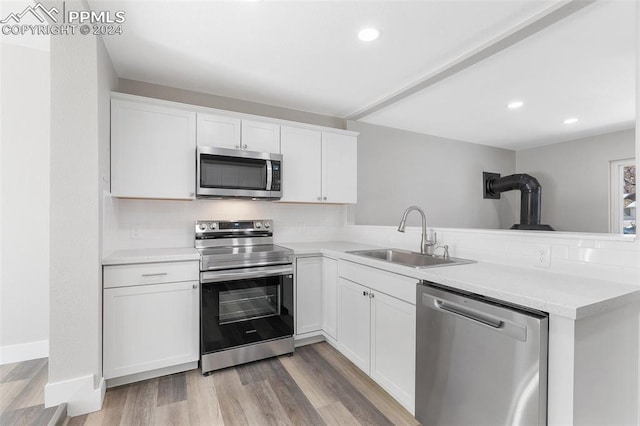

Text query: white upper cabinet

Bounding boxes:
[111,98,196,200]
[280,126,323,202]
[280,126,357,204]
[322,132,358,203]
[196,113,241,149]
[241,120,281,153]
[197,114,280,153]
[110,94,357,201]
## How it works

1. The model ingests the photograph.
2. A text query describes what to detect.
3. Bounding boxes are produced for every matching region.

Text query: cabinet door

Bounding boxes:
[241,120,280,153]
[111,99,196,199]
[295,257,323,335]
[321,257,338,340]
[337,278,370,373]
[370,291,416,413]
[322,132,357,203]
[280,126,322,202]
[196,112,241,149]
[103,281,199,379]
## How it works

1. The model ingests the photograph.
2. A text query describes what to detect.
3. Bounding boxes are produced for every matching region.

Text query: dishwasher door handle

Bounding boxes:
[435,300,503,329]
[421,292,528,341]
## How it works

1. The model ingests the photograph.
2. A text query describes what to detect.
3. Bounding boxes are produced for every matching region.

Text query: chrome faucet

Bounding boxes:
[435,245,450,260]
[397,206,437,255]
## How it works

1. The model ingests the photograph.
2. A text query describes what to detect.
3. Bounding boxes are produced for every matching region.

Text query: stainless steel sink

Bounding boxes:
[347,248,475,269]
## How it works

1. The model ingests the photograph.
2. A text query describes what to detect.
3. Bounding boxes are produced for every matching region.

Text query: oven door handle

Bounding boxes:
[200,265,293,283]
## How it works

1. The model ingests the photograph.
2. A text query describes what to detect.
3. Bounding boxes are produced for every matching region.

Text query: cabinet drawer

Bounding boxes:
[338,260,417,305]
[104,261,199,288]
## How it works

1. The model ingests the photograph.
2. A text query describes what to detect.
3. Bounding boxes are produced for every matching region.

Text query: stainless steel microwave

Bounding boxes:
[196,146,282,199]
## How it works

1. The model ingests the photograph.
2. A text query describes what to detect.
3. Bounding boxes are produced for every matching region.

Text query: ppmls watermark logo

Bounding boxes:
[1,2,126,36]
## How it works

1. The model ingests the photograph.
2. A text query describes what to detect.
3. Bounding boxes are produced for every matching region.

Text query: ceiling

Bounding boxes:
[91,0,636,150]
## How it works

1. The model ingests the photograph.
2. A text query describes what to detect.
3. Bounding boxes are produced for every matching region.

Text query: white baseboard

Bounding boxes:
[106,361,197,388]
[45,374,106,417]
[293,331,325,348]
[0,340,49,365]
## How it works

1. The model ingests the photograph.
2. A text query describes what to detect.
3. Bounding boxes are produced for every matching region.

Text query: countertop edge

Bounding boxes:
[281,241,640,321]
[102,248,201,266]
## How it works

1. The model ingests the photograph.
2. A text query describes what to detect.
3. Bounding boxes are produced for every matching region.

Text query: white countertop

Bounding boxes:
[102,248,200,265]
[101,242,640,320]
[278,241,640,320]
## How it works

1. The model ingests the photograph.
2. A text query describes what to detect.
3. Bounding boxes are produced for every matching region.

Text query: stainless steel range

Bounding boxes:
[195,219,294,374]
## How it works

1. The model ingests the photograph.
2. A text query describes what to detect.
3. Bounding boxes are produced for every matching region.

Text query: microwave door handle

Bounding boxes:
[266,160,273,191]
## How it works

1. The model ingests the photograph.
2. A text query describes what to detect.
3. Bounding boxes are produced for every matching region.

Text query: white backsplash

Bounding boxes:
[103,195,639,286]
[343,225,640,286]
[103,195,347,254]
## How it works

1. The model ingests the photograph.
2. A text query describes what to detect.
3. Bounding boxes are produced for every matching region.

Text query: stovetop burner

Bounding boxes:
[195,219,292,271]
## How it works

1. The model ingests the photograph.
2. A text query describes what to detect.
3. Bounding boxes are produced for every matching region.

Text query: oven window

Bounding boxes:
[219,284,280,324]
[201,274,294,354]
[200,155,266,190]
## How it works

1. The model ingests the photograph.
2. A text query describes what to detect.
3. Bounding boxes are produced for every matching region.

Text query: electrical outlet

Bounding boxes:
[537,247,550,267]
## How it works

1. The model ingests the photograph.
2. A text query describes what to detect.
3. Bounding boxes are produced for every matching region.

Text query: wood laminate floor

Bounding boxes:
[0,357,58,425]
[0,342,419,425]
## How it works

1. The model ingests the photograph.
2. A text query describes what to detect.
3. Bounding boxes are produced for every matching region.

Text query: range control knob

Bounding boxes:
[264,222,271,229]
[198,223,207,231]
[209,222,217,230]
[255,222,262,229]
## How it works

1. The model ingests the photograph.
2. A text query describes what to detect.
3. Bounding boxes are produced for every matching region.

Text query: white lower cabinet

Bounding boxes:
[337,266,416,413]
[321,257,338,340]
[337,277,371,372]
[370,290,416,412]
[103,262,199,381]
[295,256,339,341]
[295,257,323,335]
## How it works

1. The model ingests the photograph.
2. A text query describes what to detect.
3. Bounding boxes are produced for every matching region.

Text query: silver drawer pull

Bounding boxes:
[141,272,168,277]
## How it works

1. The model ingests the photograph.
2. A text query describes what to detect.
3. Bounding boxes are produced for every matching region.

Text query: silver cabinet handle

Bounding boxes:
[141,272,167,277]
[317,196,322,201]
[192,284,198,289]
[362,290,369,296]
[243,144,248,149]
[369,292,375,299]
[323,196,327,201]
[235,145,240,149]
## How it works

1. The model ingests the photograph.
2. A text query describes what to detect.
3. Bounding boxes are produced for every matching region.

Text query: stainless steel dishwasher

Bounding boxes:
[416,282,548,426]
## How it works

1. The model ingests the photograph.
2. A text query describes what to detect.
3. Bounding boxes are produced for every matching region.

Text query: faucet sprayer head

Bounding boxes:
[397,218,407,233]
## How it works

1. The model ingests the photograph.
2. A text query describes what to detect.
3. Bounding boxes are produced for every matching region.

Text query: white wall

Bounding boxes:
[45,0,118,415]
[0,24,50,363]
[348,120,518,229]
[516,129,635,233]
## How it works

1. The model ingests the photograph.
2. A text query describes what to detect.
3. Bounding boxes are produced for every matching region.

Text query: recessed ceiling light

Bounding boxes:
[507,101,524,109]
[358,28,380,42]
[563,117,579,125]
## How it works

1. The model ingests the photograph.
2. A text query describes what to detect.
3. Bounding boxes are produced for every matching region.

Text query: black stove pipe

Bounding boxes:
[484,173,554,231]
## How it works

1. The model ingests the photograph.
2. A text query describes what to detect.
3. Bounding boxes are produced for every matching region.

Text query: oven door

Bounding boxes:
[197,146,282,199]
[200,264,294,354]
